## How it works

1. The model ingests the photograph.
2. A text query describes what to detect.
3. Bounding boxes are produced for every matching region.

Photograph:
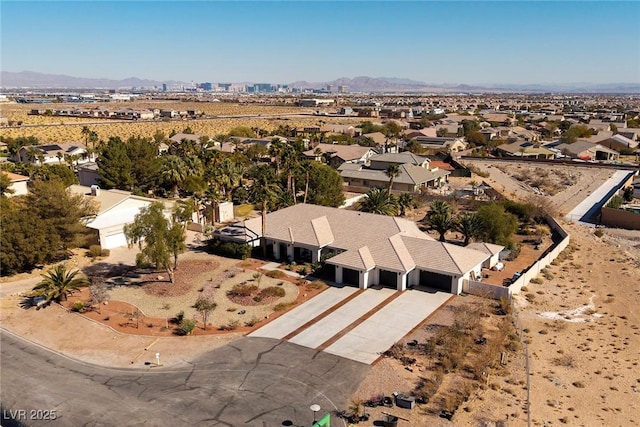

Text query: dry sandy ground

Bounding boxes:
[0,101,363,142]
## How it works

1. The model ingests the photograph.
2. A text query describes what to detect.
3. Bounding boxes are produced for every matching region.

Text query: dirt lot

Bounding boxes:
[0,101,363,142]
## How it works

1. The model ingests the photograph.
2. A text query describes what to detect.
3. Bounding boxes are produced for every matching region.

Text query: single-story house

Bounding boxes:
[13,143,95,166]
[496,141,555,159]
[615,128,640,142]
[409,136,467,152]
[339,163,449,193]
[597,134,638,153]
[70,185,172,250]
[215,204,501,293]
[554,141,620,161]
[302,143,376,167]
[2,171,29,196]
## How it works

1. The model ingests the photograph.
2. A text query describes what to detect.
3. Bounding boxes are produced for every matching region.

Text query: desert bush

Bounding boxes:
[71,301,85,312]
[219,320,240,331]
[306,280,326,290]
[227,283,258,297]
[226,307,237,312]
[253,295,263,302]
[594,228,604,238]
[87,245,110,258]
[177,319,196,336]
[260,286,286,298]
[207,239,251,260]
[265,270,286,279]
[245,317,260,327]
[274,301,296,311]
[497,297,512,315]
[174,310,185,323]
[530,277,543,285]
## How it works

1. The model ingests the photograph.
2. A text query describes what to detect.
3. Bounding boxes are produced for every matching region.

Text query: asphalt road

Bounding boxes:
[0,330,369,427]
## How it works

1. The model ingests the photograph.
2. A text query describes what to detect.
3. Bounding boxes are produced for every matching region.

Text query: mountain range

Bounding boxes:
[1,71,639,94]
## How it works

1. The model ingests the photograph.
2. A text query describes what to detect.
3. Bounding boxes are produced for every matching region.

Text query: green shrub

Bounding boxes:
[253,295,263,302]
[594,229,604,238]
[260,286,286,298]
[606,195,624,209]
[72,301,85,312]
[178,319,196,336]
[175,310,185,323]
[227,283,258,297]
[87,245,104,258]
[265,270,286,279]
[207,239,251,260]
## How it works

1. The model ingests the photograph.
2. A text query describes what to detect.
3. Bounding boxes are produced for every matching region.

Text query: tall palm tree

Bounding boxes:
[248,165,280,258]
[385,164,401,195]
[359,187,397,216]
[456,212,485,245]
[31,264,89,304]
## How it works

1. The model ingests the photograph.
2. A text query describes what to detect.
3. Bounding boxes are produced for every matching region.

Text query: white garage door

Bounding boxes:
[102,233,128,250]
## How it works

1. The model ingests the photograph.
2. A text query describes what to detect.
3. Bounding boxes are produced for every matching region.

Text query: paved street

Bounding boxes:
[0,330,368,427]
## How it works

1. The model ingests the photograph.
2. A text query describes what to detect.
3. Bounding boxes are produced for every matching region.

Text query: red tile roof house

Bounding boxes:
[214,204,502,293]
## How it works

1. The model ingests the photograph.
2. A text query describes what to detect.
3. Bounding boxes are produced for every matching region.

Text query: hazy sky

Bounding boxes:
[2,1,639,84]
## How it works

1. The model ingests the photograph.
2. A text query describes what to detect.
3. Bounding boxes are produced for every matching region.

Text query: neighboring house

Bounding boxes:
[554,141,620,161]
[410,136,468,152]
[597,134,638,153]
[302,143,376,167]
[215,204,501,293]
[496,140,555,159]
[169,133,207,144]
[77,162,101,187]
[588,119,626,132]
[466,242,504,269]
[69,185,171,250]
[632,176,640,199]
[12,143,95,166]
[402,127,437,139]
[320,124,361,136]
[339,152,449,193]
[2,171,29,196]
[615,128,640,142]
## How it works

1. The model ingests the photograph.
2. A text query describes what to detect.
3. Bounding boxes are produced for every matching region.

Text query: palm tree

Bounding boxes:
[385,164,401,195]
[397,193,414,216]
[425,201,455,242]
[161,155,188,197]
[300,160,313,204]
[31,264,89,304]
[456,212,485,245]
[248,165,280,258]
[359,187,397,216]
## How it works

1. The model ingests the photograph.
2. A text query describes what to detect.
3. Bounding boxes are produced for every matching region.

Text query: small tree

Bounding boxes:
[124,202,175,283]
[194,296,216,330]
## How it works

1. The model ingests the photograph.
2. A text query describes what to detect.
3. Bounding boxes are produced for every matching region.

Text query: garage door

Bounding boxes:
[379,269,397,289]
[419,270,452,292]
[102,233,128,250]
[342,268,360,287]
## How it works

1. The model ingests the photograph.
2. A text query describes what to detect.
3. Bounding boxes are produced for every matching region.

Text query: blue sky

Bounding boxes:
[2,1,639,84]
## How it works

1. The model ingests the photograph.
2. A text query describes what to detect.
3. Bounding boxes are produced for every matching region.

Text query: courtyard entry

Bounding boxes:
[419,270,452,292]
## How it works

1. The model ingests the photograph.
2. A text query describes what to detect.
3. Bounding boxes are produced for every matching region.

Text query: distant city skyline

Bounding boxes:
[2,1,639,85]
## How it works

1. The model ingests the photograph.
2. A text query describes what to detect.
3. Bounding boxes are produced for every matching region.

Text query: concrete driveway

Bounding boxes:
[250,286,453,365]
[1,330,368,427]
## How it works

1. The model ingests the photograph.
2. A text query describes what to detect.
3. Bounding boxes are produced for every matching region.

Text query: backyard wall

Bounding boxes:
[463,215,570,299]
[600,207,640,230]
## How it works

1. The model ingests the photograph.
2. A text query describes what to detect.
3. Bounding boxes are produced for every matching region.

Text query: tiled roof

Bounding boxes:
[238,204,489,276]
[466,242,504,256]
[303,143,372,161]
[369,152,428,166]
